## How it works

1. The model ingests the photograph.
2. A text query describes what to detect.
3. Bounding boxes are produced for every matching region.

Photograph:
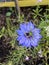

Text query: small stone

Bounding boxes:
[25,56,29,61]
[38,49,43,57]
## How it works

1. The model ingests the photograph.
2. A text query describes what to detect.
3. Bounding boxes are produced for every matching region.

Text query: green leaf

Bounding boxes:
[39,19,48,28]
[6,12,11,17]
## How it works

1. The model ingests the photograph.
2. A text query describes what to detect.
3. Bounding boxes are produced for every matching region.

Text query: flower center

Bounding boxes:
[25,32,32,38]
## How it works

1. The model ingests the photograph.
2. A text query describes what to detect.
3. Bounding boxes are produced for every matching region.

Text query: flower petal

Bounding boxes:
[33,28,41,34]
[31,38,38,47]
[28,21,34,30]
[19,36,26,45]
[20,23,27,33]
[23,39,31,47]
[17,35,24,41]
[16,29,23,35]
[33,34,42,40]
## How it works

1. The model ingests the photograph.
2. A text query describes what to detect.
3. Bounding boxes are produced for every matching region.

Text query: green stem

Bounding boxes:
[15,0,20,22]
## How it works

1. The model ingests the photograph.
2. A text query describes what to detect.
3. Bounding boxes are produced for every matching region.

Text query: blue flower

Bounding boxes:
[16,21,42,48]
